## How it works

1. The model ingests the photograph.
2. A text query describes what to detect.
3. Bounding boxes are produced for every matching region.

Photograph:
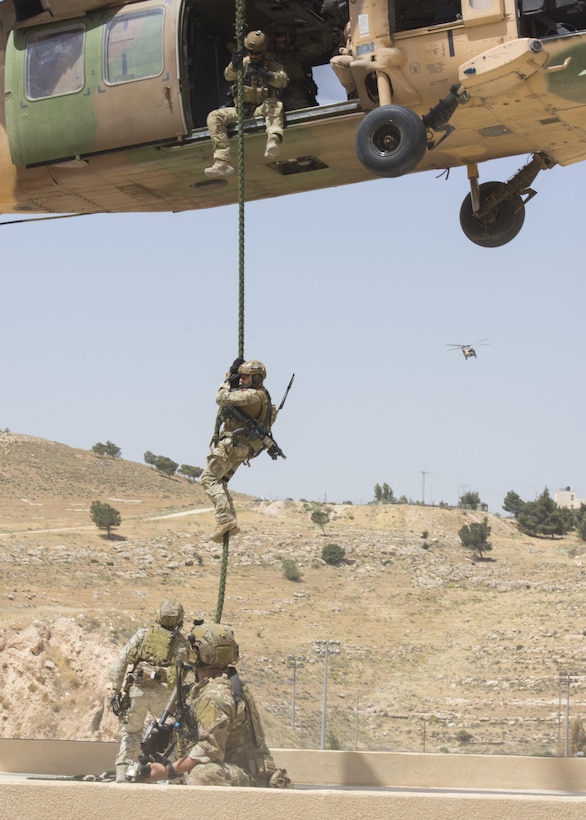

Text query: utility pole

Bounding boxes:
[287,656,304,731]
[315,640,341,750]
[420,470,428,505]
[559,670,579,756]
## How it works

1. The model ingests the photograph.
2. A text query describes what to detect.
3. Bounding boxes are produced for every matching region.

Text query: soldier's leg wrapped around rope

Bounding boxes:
[201,437,252,541]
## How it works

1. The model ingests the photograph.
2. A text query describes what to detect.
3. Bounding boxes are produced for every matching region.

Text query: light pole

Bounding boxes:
[288,656,304,730]
[559,671,579,756]
[315,639,341,750]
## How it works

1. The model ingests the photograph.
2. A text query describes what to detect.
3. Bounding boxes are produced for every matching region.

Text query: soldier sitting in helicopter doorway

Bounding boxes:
[329,21,358,99]
[204,31,288,177]
[267,23,335,111]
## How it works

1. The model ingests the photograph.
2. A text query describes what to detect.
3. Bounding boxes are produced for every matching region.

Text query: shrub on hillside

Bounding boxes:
[321,543,345,566]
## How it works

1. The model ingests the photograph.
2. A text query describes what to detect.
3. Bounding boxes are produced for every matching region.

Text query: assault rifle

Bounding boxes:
[223,373,294,461]
[225,404,285,460]
[126,654,197,782]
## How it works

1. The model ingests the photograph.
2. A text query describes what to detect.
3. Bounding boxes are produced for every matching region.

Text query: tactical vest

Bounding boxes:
[240,81,269,105]
[136,624,178,665]
[222,388,273,435]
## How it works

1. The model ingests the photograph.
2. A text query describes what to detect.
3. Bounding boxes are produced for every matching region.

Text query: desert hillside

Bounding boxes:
[1,431,586,757]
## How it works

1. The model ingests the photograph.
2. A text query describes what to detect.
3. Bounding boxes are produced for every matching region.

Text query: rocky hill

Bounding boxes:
[1,431,586,757]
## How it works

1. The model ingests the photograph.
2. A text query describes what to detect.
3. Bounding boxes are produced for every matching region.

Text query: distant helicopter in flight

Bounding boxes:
[447,339,490,360]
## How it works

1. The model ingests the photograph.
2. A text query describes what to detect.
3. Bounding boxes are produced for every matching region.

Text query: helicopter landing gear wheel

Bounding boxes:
[355,105,427,178]
[459,181,525,248]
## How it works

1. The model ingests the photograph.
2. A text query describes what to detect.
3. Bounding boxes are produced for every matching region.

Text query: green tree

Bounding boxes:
[458,516,492,559]
[154,455,179,477]
[144,451,157,467]
[321,543,346,565]
[517,487,573,538]
[282,559,302,582]
[311,508,330,534]
[90,500,121,538]
[178,464,203,482]
[459,491,482,510]
[373,482,395,504]
[576,505,586,541]
[503,490,524,518]
[92,441,121,458]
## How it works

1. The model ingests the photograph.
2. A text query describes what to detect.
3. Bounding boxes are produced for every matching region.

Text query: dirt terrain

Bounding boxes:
[1,431,586,757]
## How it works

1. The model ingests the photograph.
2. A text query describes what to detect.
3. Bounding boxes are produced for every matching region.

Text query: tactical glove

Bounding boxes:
[249,67,271,81]
[137,763,152,782]
[229,357,245,388]
[230,357,245,374]
[231,51,244,69]
[110,691,123,716]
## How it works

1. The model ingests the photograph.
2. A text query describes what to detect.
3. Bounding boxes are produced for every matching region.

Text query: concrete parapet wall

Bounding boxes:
[2,739,586,792]
[1,740,586,819]
[1,778,586,820]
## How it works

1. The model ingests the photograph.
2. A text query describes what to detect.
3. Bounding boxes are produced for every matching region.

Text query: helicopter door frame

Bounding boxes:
[5,0,188,167]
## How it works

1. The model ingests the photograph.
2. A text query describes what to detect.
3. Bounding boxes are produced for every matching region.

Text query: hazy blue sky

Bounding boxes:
[2,66,584,512]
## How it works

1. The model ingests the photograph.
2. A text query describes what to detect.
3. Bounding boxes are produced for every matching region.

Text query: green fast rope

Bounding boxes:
[215,0,247,625]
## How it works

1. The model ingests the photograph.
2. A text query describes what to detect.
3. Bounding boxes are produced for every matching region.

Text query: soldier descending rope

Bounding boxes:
[201,359,290,543]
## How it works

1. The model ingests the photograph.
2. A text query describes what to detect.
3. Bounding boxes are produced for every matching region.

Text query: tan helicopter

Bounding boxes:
[447,338,490,359]
[1,0,586,247]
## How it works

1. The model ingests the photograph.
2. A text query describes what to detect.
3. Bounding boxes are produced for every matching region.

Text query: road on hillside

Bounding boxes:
[0,507,214,537]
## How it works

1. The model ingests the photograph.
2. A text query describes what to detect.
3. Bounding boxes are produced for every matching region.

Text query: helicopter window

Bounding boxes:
[26,27,85,100]
[104,7,164,85]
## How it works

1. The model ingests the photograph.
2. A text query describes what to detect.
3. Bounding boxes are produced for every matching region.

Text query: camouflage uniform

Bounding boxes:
[183,670,285,787]
[201,374,276,538]
[270,27,337,111]
[330,22,357,98]
[109,604,189,781]
[206,56,288,165]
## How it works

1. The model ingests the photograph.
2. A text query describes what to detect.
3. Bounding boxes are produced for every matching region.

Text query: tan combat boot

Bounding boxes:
[204,160,235,177]
[264,135,281,159]
[210,520,240,543]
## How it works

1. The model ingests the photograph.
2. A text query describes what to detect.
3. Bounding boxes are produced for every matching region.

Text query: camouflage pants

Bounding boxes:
[187,762,254,787]
[206,99,285,163]
[330,54,357,96]
[201,436,254,525]
[115,681,171,767]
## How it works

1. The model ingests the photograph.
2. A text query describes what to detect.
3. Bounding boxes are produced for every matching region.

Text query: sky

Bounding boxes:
[1,66,584,513]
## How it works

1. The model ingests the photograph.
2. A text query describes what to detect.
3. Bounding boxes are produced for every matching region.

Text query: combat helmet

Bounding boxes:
[157,599,185,629]
[238,360,266,384]
[244,30,268,53]
[190,623,239,668]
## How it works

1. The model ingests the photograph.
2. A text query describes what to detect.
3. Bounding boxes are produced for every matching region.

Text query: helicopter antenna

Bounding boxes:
[0,213,90,227]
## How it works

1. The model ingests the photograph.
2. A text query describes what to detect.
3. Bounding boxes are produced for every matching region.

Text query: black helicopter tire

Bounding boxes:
[459,181,525,248]
[355,105,427,178]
